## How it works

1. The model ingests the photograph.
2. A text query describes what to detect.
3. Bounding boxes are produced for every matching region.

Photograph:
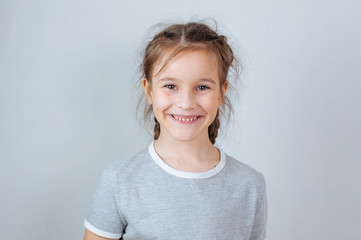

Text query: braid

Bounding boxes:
[154,117,160,140]
[208,109,220,145]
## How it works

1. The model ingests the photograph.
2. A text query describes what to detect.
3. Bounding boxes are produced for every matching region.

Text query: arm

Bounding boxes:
[249,174,268,240]
[83,229,120,240]
[84,165,125,239]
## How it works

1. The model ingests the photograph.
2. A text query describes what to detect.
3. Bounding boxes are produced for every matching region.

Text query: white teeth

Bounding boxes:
[173,115,197,122]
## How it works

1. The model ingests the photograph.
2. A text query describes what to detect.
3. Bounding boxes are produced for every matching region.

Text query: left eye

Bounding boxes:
[197,85,209,91]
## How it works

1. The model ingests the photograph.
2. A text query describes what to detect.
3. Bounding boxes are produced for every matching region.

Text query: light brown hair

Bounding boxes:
[137,20,240,144]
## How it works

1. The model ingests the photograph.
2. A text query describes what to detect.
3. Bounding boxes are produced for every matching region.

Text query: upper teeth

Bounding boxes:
[174,116,197,121]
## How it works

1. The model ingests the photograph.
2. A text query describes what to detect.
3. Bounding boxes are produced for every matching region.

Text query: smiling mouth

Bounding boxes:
[171,114,201,122]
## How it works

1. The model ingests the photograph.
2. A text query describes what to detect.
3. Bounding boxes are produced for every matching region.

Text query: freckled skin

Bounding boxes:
[143,49,227,144]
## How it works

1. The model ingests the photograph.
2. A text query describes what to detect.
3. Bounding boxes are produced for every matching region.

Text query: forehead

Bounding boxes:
[152,49,219,81]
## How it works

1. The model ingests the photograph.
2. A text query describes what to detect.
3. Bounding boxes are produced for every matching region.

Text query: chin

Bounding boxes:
[169,130,205,143]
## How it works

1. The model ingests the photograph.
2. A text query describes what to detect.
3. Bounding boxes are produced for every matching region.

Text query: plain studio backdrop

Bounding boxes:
[1,0,360,239]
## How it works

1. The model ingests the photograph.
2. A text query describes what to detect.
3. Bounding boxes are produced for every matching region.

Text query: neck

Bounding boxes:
[154,132,219,168]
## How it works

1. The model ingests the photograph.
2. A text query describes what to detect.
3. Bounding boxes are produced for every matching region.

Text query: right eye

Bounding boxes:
[164,84,177,90]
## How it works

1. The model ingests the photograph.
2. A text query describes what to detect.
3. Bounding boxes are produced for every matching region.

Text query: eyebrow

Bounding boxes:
[158,77,177,82]
[158,77,217,85]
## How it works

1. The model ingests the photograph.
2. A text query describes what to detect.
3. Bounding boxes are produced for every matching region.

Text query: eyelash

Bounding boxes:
[163,84,210,91]
[164,84,177,90]
[197,85,209,91]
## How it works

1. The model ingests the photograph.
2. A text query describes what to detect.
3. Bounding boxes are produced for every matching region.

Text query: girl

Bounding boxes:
[83,21,267,240]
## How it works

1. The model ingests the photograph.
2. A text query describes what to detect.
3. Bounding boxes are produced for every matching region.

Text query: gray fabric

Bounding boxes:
[85,146,267,240]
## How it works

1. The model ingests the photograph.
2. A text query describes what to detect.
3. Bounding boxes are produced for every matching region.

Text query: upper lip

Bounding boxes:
[171,114,201,118]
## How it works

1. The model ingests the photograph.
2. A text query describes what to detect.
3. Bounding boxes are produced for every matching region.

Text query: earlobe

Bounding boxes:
[142,78,153,105]
[223,81,228,95]
[218,81,228,106]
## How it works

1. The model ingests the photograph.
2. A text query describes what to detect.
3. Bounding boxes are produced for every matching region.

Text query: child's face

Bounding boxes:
[143,49,227,143]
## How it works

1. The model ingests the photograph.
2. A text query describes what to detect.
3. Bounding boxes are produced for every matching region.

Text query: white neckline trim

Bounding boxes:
[148,141,226,179]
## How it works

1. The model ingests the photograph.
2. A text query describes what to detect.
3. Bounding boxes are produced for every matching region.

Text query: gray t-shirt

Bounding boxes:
[84,142,267,240]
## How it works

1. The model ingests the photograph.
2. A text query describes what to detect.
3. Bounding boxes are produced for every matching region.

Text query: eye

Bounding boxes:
[197,85,210,91]
[164,84,177,90]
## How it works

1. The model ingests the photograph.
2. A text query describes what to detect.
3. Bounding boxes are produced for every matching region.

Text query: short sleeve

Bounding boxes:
[249,174,268,240]
[84,164,124,239]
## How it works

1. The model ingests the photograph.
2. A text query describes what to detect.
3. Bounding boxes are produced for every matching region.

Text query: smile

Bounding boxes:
[171,114,201,123]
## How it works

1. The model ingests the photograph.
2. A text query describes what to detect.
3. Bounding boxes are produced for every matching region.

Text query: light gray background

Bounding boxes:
[1,0,360,239]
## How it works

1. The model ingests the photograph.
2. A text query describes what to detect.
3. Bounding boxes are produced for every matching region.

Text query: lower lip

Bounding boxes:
[169,115,202,125]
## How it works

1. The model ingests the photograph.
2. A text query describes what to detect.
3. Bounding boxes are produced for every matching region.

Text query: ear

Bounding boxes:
[142,78,153,105]
[218,80,228,106]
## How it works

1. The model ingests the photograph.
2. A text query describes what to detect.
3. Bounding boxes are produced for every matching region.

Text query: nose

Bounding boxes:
[176,89,195,110]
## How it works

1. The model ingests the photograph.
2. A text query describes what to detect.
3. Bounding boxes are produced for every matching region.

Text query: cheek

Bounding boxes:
[202,93,220,112]
[152,91,172,111]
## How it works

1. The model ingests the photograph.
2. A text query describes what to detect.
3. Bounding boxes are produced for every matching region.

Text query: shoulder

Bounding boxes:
[223,153,266,191]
